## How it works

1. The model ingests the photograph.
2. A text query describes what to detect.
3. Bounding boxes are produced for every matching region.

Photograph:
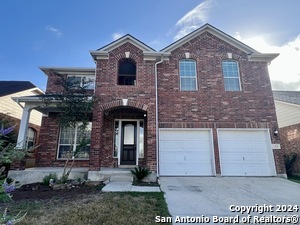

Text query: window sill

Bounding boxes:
[57,158,89,161]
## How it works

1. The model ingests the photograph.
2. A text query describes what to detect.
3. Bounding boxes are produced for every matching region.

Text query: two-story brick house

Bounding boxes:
[13,24,286,180]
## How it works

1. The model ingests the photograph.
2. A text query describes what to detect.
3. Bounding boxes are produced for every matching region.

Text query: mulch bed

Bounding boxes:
[132,181,160,186]
[11,182,101,202]
[8,181,158,202]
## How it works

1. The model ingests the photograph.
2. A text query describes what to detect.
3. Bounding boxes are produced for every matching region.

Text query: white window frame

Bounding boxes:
[113,119,144,165]
[57,122,92,160]
[179,59,198,91]
[222,60,242,91]
[67,75,95,90]
[26,127,36,148]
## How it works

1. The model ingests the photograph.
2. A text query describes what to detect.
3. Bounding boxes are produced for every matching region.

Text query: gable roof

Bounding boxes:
[98,34,156,52]
[90,34,163,61]
[0,81,39,97]
[273,91,300,105]
[160,24,279,63]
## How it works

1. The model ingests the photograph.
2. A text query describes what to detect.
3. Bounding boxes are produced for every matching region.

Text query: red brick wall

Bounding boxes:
[157,31,285,175]
[36,113,90,168]
[280,124,300,174]
[90,42,157,171]
[45,73,65,94]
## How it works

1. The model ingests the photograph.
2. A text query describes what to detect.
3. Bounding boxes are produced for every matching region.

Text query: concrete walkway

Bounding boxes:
[102,181,161,192]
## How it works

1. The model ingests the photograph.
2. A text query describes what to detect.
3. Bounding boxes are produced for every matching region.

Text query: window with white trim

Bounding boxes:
[222,61,241,91]
[57,122,92,159]
[179,59,197,91]
[67,75,95,90]
[26,127,36,148]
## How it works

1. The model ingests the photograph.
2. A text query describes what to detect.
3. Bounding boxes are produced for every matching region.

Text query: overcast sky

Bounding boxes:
[1,0,299,91]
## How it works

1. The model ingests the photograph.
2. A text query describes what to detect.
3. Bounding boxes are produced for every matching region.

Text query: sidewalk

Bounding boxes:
[102,181,161,192]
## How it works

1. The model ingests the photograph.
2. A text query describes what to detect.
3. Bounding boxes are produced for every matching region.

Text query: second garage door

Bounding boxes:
[159,129,214,176]
[218,129,276,176]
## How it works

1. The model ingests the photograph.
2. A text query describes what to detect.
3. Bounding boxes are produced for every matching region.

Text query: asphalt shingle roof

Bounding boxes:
[273,91,300,105]
[0,81,36,97]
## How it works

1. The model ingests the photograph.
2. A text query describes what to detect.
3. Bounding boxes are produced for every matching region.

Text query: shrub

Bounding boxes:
[131,166,151,181]
[0,207,27,225]
[58,174,69,184]
[42,173,58,186]
[284,152,298,176]
[0,179,15,203]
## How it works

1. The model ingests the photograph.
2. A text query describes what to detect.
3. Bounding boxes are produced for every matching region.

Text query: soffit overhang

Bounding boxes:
[40,67,95,76]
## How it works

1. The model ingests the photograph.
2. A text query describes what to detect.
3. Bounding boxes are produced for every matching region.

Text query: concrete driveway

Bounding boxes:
[159,177,300,224]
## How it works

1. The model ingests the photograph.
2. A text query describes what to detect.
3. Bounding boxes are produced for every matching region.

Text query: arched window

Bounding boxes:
[118,59,136,85]
[222,60,241,91]
[179,59,197,91]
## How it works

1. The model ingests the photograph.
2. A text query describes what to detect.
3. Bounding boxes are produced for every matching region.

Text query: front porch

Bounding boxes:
[10,97,157,177]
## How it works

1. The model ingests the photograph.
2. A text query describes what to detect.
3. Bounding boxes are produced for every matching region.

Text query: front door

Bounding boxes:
[120,121,137,165]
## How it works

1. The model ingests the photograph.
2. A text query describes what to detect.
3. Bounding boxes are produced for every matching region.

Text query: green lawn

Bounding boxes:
[288,175,300,184]
[1,191,171,225]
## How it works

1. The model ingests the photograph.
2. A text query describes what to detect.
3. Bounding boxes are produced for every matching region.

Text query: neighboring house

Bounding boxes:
[273,91,300,174]
[12,24,286,179]
[0,81,44,167]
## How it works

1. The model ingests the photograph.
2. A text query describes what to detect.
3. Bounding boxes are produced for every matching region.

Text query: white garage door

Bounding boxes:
[159,129,214,176]
[218,129,276,176]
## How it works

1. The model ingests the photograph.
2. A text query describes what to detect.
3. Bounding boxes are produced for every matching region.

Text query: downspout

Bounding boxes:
[155,54,164,178]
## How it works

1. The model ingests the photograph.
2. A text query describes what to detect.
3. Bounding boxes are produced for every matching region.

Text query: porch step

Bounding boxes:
[110,173,133,182]
[88,168,134,182]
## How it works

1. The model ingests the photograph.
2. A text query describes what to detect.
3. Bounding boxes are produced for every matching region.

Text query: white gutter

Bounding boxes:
[155,54,164,178]
[13,98,24,109]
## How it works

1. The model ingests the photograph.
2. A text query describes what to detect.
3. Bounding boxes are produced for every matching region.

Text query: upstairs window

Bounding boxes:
[179,59,197,91]
[118,59,136,85]
[67,75,95,90]
[222,61,241,91]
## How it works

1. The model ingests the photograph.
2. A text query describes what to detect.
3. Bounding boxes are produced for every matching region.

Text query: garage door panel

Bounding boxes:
[160,151,212,164]
[218,130,276,176]
[219,131,267,141]
[159,129,214,176]
[160,140,210,151]
[160,130,210,140]
[221,164,271,176]
[221,153,269,163]
[160,152,185,164]
[185,152,212,163]
[219,141,268,152]
[160,163,213,176]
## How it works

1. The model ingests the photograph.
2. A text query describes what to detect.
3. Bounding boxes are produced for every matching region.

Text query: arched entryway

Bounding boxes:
[104,106,147,167]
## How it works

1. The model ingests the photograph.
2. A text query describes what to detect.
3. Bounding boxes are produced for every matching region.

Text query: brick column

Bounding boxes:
[89,109,103,170]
